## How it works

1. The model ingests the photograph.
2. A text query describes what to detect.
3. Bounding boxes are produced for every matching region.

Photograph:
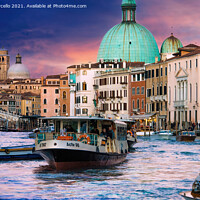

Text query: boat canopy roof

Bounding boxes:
[41,116,126,126]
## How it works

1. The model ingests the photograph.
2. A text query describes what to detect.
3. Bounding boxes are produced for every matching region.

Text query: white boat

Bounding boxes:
[0,144,42,161]
[136,131,155,136]
[180,174,200,199]
[35,116,128,171]
[155,130,173,136]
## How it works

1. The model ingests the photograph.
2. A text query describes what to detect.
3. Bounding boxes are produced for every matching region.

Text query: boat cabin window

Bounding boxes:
[116,125,127,141]
[63,121,78,133]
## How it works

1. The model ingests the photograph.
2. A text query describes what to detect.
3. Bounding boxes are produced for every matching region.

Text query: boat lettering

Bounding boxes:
[66,142,79,147]
[40,143,46,147]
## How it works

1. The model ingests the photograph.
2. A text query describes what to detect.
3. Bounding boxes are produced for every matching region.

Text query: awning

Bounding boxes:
[130,113,157,120]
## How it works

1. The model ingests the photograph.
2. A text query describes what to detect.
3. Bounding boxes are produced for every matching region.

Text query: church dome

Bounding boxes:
[161,33,183,54]
[7,53,30,79]
[97,0,160,64]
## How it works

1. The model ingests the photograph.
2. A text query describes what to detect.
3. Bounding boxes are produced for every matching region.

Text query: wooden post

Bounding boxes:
[149,121,151,136]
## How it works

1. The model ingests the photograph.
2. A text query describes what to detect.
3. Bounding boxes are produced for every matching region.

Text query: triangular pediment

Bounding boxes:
[175,67,188,78]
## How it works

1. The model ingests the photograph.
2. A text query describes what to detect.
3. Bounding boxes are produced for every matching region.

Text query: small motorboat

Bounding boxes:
[0,144,42,161]
[176,131,196,142]
[180,174,200,199]
[127,130,137,150]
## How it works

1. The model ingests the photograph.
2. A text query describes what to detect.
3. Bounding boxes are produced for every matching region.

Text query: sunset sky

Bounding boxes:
[0,0,200,78]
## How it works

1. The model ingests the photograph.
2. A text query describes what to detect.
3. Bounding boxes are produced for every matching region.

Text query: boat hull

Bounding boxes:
[38,149,127,170]
[180,191,200,199]
[176,136,196,142]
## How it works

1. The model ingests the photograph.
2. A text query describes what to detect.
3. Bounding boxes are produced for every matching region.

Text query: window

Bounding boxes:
[55,109,58,113]
[55,89,59,94]
[169,64,171,72]
[124,103,127,110]
[44,99,47,104]
[190,84,192,102]
[82,96,88,103]
[175,63,177,71]
[82,82,87,90]
[132,100,135,109]
[152,103,155,112]
[63,81,66,85]
[160,85,163,95]
[132,88,135,95]
[137,87,140,95]
[142,100,144,110]
[165,67,167,76]
[82,70,87,75]
[160,102,163,111]
[189,110,191,122]
[190,60,192,68]
[55,98,58,105]
[164,85,167,95]
[169,87,171,104]
[63,104,66,113]
[186,61,188,69]
[63,91,67,99]
[147,89,151,97]
[196,83,198,102]
[161,68,163,76]
[152,70,154,78]
[156,103,159,111]
[141,87,144,95]
[124,90,127,97]
[137,74,140,81]
[82,108,88,115]
[156,69,159,77]
[132,75,136,82]
[152,85,154,96]
[146,104,148,113]
[137,99,139,109]
[196,59,198,68]
[44,109,47,113]
[179,62,180,69]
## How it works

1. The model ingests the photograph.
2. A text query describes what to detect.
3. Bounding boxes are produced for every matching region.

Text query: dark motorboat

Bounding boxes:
[180,174,200,199]
[35,117,128,171]
[176,131,196,142]
[0,144,42,161]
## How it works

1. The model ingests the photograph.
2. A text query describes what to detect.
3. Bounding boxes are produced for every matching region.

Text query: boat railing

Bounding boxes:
[36,132,101,146]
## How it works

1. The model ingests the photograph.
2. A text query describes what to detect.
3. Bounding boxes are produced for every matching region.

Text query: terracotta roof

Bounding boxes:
[46,75,60,79]
[22,92,40,97]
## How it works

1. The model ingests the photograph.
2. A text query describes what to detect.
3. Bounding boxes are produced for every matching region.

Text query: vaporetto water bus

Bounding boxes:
[35,116,128,170]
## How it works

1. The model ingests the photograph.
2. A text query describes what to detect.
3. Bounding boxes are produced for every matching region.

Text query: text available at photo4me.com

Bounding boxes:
[0,2,88,9]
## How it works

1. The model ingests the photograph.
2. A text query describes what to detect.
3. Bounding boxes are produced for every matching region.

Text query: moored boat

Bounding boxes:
[0,144,42,161]
[127,129,137,150]
[176,131,196,142]
[35,116,128,170]
[155,130,173,136]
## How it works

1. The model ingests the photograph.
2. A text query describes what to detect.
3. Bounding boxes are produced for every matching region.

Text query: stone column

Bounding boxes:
[181,81,184,101]
[177,82,180,101]
[184,81,187,100]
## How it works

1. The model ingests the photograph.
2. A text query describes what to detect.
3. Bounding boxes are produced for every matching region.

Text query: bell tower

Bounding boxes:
[0,48,10,80]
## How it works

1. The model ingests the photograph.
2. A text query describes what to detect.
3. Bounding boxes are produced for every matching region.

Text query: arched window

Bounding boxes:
[63,91,66,99]
[63,104,66,113]
[137,99,140,109]
[55,98,58,105]
[132,100,135,109]
[44,99,47,104]
[2,57,4,62]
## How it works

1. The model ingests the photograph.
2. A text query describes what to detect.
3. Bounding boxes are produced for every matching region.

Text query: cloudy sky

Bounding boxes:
[0,0,200,78]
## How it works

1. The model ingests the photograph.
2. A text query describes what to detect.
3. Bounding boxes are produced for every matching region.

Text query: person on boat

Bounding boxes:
[91,128,99,135]
[100,128,107,137]
[107,126,115,139]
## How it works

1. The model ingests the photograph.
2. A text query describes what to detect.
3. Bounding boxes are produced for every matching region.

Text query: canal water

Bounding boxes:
[0,132,200,199]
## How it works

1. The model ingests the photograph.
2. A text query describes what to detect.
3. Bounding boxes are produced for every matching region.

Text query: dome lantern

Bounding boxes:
[16,53,22,64]
[121,0,136,22]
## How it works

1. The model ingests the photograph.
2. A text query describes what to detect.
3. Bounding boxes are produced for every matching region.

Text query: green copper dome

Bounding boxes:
[161,33,183,53]
[97,0,160,64]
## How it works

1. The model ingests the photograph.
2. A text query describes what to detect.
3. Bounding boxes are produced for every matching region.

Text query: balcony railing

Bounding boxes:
[174,100,188,108]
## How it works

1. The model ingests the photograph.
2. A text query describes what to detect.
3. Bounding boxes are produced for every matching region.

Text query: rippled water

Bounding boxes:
[0,132,200,199]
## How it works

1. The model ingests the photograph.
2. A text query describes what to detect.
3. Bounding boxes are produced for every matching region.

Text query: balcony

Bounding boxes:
[150,97,155,102]
[174,100,188,108]
[120,81,128,85]
[99,96,106,100]
[116,95,123,99]
[155,96,163,101]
